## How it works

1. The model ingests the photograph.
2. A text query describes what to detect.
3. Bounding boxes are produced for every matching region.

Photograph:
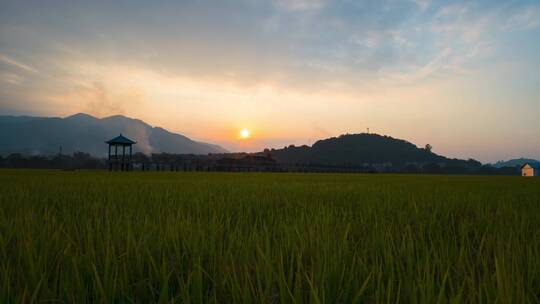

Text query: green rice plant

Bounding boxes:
[0,170,539,302]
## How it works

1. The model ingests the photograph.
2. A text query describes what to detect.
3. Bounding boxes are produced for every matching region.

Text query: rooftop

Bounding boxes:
[522,163,540,169]
[106,134,137,145]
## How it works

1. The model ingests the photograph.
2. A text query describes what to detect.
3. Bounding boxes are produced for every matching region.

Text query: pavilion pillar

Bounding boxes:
[108,144,112,171]
[122,145,126,171]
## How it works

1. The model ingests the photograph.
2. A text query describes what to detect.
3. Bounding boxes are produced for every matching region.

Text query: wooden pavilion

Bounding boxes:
[106,134,136,171]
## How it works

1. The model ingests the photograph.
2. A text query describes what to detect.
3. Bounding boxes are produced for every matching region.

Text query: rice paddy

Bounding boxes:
[1,170,539,303]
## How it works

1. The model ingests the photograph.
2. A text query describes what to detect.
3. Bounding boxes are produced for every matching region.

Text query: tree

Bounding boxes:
[423,162,441,173]
[425,144,432,153]
[403,163,419,173]
[466,158,482,168]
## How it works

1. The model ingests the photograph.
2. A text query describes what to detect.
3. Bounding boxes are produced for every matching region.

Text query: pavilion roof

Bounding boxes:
[106,134,137,145]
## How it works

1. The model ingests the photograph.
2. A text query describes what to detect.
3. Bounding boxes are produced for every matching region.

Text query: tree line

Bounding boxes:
[0,152,521,175]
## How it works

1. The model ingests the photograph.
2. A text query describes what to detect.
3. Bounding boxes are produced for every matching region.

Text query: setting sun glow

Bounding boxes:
[240,129,250,139]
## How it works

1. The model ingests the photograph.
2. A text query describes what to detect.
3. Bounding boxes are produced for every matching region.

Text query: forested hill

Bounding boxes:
[264,133,475,166]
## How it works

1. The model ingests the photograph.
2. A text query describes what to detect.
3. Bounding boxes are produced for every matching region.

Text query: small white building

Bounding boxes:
[521,163,540,177]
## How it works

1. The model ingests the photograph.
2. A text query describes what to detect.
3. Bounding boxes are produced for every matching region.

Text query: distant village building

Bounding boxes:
[521,163,540,177]
[106,134,136,171]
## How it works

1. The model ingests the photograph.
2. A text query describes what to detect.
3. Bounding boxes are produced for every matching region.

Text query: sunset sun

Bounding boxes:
[240,128,250,139]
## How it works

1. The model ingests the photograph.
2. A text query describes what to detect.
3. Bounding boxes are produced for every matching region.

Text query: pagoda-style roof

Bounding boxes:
[106,134,137,145]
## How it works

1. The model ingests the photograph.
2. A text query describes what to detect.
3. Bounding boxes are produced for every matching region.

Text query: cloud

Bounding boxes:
[0,72,23,85]
[0,1,539,160]
[271,0,326,12]
[0,53,38,73]
[412,0,430,12]
[2,0,532,95]
[80,82,129,117]
[503,5,540,31]
[45,78,146,118]
[381,2,526,81]
[383,48,454,84]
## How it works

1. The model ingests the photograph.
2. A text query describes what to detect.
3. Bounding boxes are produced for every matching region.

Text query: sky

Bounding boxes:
[0,0,539,162]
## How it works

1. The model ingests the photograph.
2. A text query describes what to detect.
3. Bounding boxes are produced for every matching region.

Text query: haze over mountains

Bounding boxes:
[1,113,536,169]
[0,113,227,156]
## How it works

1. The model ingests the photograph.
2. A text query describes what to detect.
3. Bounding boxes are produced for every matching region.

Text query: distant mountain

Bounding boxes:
[0,113,227,156]
[262,133,476,166]
[491,158,540,168]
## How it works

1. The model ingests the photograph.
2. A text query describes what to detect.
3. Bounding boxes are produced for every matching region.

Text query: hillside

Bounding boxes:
[491,158,540,168]
[264,133,472,166]
[0,113,227,156]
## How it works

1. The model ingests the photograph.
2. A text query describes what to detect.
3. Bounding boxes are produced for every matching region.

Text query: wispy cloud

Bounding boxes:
[503,5,540,31]
[382,2,539,82]
[0,54,38,73]
[0,72,23,85]
[271,0,326,12]
[412,0,430,12]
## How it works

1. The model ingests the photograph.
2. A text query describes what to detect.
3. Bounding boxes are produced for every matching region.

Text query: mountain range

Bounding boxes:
[2,113,535,170]
[0,113,227,156]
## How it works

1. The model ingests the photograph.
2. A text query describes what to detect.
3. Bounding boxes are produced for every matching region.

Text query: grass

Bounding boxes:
[1,170,539,303]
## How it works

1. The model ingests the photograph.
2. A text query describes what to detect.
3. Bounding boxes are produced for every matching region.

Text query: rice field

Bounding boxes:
[1,170,539,303]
